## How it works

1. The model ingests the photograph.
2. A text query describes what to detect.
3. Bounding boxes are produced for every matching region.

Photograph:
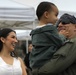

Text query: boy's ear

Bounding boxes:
[44,11,49,19]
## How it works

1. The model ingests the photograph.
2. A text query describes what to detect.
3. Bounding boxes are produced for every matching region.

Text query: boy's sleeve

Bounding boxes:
[45,26,63,47]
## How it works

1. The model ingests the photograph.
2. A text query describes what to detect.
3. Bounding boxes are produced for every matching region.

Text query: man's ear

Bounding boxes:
[74,24,76,31]
[44,11,49,19]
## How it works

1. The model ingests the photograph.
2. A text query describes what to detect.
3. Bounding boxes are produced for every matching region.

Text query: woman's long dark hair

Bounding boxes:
[0,28,18,58]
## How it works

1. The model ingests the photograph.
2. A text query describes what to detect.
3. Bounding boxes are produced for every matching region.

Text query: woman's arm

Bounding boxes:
[18,57,27,75]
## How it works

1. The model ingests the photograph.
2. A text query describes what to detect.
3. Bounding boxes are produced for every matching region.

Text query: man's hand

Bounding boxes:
[59,30,69,37]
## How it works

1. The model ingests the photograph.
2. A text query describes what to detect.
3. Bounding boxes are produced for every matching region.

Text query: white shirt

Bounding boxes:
[36,23,53,28]
[0,57,22,75]
[36,25,45,28]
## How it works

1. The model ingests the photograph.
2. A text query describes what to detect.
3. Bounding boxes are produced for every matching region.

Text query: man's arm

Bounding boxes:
[38,41,76,75]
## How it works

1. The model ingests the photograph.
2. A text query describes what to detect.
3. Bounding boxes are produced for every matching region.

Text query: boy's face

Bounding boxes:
[47,6,58,24]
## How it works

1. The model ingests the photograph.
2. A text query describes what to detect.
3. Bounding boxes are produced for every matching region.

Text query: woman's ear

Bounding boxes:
[0,37,5,43]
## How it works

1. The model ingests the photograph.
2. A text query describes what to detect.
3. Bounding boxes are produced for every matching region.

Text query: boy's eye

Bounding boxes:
[12,36,15,38]
[55,13,58,17]
[56,14,58,16]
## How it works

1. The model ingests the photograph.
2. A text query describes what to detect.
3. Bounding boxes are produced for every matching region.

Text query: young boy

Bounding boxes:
[29,2,63,69]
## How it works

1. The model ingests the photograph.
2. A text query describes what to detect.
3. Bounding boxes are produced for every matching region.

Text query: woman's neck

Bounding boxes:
[0,49,10,57]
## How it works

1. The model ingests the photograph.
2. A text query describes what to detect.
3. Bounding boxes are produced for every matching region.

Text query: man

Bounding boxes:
[33,13,76,75]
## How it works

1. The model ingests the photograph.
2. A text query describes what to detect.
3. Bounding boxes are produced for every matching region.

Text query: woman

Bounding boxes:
[0,28,27,75]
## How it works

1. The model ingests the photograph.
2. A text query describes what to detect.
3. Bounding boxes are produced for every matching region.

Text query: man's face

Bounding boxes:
[63,24,76,39]
[58,22,76,39]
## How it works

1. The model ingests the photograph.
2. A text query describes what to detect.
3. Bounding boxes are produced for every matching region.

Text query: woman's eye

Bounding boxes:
[12,36,16,39]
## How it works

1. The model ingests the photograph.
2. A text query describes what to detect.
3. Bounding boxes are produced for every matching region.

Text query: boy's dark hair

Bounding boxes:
[56,13,76,27]
[36,1,56,20]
